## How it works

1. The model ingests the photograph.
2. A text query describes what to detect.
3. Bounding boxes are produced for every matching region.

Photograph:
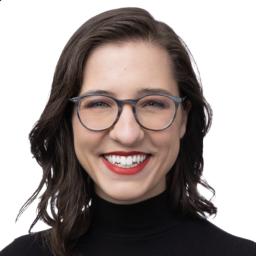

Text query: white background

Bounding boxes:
[0,0,255,251]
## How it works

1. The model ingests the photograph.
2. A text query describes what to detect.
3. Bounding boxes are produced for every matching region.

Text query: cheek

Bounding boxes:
[72,114,102,159]
[150,122,181,151]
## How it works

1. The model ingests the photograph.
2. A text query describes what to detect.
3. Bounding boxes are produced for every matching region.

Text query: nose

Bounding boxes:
[108,103,144,146]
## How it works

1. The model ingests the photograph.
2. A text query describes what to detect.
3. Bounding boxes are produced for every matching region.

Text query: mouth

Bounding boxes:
[101,152,152,175]
[101,153,151,168]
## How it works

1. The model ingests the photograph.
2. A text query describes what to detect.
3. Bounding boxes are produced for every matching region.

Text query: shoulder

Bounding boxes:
[0,230,52,256]
[181,217,256,255]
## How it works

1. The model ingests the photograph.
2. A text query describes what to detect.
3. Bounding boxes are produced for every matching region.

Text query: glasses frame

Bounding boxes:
[69,93,187,131]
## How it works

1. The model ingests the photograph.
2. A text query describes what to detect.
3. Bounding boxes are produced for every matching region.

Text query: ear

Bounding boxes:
[179,100,192,139]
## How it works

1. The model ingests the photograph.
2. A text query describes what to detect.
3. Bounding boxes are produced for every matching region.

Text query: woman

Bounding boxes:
[1,7,255,256]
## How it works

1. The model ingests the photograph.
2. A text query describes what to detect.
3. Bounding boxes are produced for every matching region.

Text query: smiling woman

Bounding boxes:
[1,7,255,256]
[71,41,191,204]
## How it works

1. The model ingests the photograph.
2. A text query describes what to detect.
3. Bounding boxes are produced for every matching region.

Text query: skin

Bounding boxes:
[72,41,191,204]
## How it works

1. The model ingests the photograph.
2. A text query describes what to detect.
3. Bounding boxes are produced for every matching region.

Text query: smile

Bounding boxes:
[101,153,152,175]
[103,154,149,168]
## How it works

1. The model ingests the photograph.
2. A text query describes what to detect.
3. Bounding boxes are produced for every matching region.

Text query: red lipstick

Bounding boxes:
[101,154,151,175]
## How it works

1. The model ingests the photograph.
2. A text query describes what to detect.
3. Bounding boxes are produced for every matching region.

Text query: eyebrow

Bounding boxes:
[81,88,174,97]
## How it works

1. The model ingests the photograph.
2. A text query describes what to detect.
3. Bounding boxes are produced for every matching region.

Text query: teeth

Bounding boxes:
[104,154,149,167]
[127,156,132,165]
[121,156,126,165]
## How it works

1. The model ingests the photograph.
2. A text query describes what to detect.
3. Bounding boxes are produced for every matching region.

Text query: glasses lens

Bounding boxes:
[78,95,118,130]
[136,95,176,130]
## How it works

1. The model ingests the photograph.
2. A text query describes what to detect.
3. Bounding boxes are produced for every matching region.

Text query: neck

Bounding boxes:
[89,188,181,239]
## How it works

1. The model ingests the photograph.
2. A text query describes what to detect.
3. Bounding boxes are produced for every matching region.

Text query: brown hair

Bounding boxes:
[16,7,217,256]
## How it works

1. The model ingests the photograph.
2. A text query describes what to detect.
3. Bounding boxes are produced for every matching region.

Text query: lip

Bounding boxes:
[101,155,151,175]
[102,151,150,156]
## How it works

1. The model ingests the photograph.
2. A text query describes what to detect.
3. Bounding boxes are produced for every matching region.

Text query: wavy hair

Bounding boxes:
[16,7,217,256]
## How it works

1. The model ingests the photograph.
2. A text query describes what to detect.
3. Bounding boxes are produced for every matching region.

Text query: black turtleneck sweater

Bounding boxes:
[1,189,255,255]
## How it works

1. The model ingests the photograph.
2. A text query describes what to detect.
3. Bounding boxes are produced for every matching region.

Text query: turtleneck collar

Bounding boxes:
[89,188,182,239]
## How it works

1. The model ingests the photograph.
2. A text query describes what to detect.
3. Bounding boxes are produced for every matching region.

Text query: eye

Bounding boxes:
[143,101,165,108]
[88,101,111,108]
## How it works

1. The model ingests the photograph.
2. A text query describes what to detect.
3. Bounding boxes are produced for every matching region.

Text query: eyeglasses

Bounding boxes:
[69,93,187,131]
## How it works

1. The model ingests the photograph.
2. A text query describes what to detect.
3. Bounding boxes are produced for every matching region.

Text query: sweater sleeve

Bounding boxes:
[0,233,51,256]
[182,218,256,256]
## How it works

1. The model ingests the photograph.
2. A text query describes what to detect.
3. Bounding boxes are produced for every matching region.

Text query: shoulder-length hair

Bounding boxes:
[16,7,217,256]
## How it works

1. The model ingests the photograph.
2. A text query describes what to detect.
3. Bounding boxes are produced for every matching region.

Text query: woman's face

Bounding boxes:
[72,41,191,204]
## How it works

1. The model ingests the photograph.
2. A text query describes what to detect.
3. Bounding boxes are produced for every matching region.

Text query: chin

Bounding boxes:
[95,182,150,204]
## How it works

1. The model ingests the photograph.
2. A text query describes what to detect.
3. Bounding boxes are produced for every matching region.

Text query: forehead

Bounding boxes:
[80,41,179,98]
